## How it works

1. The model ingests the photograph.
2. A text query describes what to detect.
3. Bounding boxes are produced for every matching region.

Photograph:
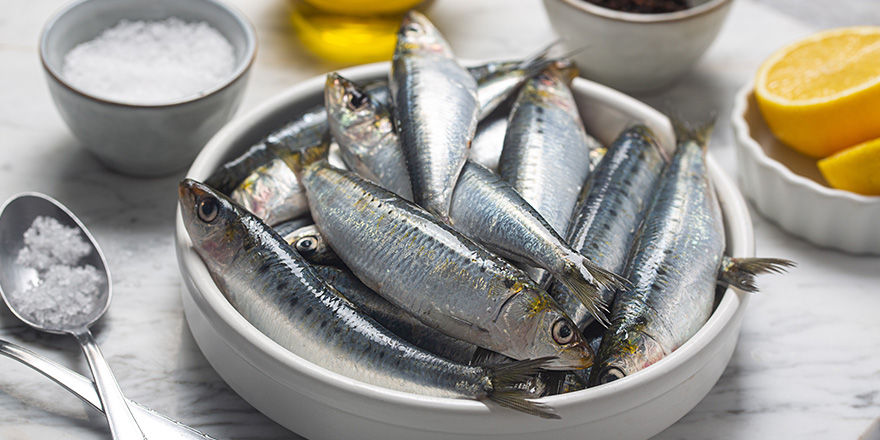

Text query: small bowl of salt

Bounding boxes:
[40,0,256,177]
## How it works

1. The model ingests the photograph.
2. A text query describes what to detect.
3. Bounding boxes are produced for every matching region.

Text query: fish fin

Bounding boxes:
[718,256,796,292]
[470,347,509,366]
[516,40,562,71]
[670,113,717,151]
[279,135,331,178]
[558,257,612,326]
[484,357,560,419]
[564,254,632,323]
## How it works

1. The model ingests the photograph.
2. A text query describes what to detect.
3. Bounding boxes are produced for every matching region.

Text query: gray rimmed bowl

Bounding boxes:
[40,0,256,177]
[542,0,734,93]
[175,62,758,440]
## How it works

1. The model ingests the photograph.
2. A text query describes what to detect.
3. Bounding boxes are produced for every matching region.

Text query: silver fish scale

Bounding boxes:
[451,161,569,269]
[391,51,479,220]
[325,78,413,199]
[302,162,540,353]
[230,159,306,226]
[550,127,666,328]
[608,138,724,356]
[498,69,594,236]
[197,194,488,398]
[312,265,479,365]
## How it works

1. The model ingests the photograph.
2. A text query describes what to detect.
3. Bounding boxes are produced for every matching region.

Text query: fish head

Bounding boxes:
[395,10,453,58]
[284,225,341,266]
[588,327,666,386]
[179,179,248,270]
[496,286,594,370]
[324,73,394,159]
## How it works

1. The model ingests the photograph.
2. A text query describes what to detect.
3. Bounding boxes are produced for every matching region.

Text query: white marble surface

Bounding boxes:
[1,0,879,439]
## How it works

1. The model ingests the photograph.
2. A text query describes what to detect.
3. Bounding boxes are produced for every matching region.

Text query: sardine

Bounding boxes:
[222,110,329,225]
[470,46,557,119]
[325,73,413,199]
[312,265,479,365]
[229,159,305,226]
[498,63,602,236]
[288,154,594,371]
[589,121,794,386]
[207,54,547,198]
[179,178,560,418]
[205,105,328,195]
[549,125,667,329]
[389,10,479,221]
[325,56,552,195]
[326,75,625,321]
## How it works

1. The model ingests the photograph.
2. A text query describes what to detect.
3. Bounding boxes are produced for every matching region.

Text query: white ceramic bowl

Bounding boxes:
[541,0,733,93]
[40,0,256,177]
[176,62,756,440]
[732,82,880,254]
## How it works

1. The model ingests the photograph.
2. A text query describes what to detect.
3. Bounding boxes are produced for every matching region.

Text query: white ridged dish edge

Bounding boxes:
[732,81,880,254]
[176,62,756,440]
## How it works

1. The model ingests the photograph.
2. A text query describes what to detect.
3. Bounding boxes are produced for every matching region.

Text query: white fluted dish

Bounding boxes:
[732,82,880,254]
[176,62,756,440]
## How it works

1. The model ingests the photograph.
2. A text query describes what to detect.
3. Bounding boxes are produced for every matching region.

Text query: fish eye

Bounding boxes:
[295,236,318,255]
[598,366,625,385]
[348,89,368,110]
[197,198,219,223]
[551,319,574,345]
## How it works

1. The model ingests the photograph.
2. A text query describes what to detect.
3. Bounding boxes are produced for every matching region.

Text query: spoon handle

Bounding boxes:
[0,339,216,440]
[75,329,148,440]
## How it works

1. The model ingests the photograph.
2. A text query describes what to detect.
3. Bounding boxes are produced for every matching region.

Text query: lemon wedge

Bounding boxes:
[755,26,880,158]
[817,136,880,196]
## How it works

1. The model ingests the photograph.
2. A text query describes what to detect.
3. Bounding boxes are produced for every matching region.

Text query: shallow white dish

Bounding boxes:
[176,62,756,440]
[732,82,880,255]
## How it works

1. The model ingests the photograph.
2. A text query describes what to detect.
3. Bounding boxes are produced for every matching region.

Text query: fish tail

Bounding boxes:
[516,40,561,72]
[279,135,331,178]
[671,113,717,150]
[484,356,560,419]
[718,256,796,292]
[558,257,610,325]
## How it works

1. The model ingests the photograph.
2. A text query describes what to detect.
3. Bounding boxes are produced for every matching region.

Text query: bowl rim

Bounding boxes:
[177,61,755,420]
[38,0,257,109]
[552,0,733,24]
[731,80,880,205]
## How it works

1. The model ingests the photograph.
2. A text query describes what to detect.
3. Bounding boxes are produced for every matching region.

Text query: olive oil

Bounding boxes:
[291,0,424,64]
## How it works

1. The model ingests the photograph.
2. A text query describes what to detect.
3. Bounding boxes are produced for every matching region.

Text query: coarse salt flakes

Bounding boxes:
[9,216,103,329]
[61,17,236,104]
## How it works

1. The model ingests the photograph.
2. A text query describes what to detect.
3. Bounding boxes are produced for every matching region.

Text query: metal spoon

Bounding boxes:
[0,192,146,440]
[0,338,216,439]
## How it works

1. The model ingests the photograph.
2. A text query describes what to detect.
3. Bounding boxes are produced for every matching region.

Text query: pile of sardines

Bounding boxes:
[179,11,793,419]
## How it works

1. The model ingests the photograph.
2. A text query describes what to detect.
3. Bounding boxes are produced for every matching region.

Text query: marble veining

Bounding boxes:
[1,0,879,439]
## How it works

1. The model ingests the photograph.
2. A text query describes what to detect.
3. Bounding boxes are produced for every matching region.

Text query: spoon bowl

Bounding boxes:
[0,192,110,332]
[0,192,146,440]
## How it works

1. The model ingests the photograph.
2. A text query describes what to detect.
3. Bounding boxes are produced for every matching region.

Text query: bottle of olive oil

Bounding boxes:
[291,0,425,64]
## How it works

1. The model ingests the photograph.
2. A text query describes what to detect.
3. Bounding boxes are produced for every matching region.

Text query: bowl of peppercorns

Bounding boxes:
[542,0,734,93]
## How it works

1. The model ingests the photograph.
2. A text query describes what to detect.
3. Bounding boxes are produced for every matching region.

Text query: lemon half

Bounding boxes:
[755,26,880,158]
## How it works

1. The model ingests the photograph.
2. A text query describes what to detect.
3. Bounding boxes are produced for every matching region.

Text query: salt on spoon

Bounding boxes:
[0,192,147,440]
